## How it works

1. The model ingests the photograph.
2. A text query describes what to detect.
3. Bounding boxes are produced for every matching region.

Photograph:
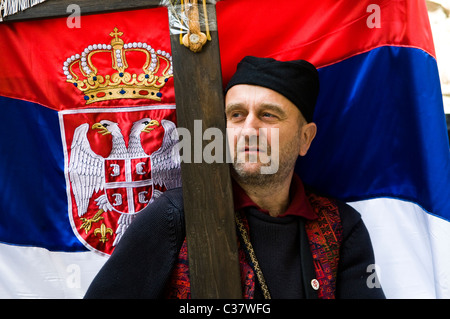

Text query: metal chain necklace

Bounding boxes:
[235,212,272,299]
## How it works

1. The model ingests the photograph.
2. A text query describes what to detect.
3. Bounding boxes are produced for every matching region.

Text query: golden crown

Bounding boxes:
[63,28,173,104]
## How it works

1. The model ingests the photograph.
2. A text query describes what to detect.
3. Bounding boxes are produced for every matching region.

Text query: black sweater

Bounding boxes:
[84,187,385,299]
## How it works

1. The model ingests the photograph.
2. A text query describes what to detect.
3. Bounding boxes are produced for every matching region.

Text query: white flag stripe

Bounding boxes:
[350,197,450,299]
[0,243,106,298]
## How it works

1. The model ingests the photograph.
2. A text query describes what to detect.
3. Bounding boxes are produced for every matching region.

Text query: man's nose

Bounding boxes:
[240,113,261,136]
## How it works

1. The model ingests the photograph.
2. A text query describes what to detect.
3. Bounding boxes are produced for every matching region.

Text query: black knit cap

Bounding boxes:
[225,56,319,123]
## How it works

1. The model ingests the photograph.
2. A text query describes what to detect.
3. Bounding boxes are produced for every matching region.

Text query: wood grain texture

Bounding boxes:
[2,0,162,21]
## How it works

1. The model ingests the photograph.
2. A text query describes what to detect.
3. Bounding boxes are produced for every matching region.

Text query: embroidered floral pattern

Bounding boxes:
[305,192,343,299]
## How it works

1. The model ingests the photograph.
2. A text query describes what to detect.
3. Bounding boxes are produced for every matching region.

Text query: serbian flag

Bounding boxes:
[0,0,449,299]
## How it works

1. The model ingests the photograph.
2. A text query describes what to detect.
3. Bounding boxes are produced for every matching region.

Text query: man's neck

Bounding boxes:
[235,173,293,217]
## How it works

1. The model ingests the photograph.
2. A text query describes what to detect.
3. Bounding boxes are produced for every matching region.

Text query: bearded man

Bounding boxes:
[85,56,385,299]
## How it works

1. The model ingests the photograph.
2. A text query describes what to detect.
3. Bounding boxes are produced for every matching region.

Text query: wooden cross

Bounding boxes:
[3,0,242,299]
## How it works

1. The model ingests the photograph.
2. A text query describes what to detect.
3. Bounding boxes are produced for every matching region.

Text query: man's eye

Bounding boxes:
[262,112,275,118]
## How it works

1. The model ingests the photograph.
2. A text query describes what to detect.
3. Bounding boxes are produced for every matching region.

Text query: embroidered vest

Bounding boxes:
[164,192,343,299]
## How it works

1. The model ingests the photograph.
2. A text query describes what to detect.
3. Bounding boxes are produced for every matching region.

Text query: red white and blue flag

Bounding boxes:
[0,0,449,298]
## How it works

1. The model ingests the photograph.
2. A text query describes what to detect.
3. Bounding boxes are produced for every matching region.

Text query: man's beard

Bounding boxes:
[231,132,301,187]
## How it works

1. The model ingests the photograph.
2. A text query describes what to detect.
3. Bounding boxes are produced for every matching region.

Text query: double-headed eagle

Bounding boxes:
[68,118,181,246]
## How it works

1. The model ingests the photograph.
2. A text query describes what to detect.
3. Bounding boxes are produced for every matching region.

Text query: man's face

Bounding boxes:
[225,84,316,185]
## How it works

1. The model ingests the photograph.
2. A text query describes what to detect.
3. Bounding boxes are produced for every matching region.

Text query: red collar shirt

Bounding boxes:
[232,174,317,220]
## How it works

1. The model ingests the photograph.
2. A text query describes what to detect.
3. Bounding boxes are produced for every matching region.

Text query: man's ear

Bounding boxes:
[299,122,317,156]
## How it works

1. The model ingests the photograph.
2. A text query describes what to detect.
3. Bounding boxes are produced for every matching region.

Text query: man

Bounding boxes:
[84,56,385,299]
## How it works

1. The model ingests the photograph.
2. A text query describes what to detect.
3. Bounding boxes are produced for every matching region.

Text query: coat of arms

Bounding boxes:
[61,108,180,255]
[60,28,179,255]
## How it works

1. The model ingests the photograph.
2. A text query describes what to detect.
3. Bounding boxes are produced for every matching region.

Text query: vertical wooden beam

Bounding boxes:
[169,2,242,299]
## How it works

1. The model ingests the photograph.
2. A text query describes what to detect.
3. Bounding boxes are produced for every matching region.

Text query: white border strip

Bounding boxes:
[59,104,176,115]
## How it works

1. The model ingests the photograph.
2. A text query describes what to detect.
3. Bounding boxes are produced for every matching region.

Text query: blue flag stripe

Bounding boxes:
[0,96,87,251]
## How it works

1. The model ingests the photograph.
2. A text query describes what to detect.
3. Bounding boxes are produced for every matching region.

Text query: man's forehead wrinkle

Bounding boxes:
[225,102,246,114]
[258,103,288,116]
[225,101,290,120]
[225,99,284,110]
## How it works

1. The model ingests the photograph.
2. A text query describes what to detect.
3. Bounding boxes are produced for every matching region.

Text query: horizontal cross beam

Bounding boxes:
[2,0,161,21]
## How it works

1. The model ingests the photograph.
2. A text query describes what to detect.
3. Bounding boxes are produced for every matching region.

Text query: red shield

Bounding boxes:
[60,105,178,256]
[104,157,153,214]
